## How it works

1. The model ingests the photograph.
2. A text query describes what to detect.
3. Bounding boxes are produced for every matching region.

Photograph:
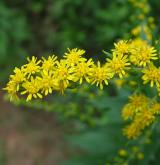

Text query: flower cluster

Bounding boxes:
[129,0,155,40]
[122,94,160,139]
[2,48,120,101]
[4,38,159,101]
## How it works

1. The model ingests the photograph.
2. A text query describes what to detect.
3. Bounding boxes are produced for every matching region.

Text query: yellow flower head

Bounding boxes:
[42,55,57,71]
[37,70,56,96]
[23,56,41,78]
[151,102,160,115]
[73,58,94,84]
[4,67,26,100]
[89,61,113,89]
[21,77,42,101]
[64,48,86,66]
[122,93,157,139]
[122,103,135,120]
[10,67,25,83]
[129,94,148,111]
[106,53,130,78]
[130,44,157,67]
[122,94,148,121]
[130,39,148,48]
[54,60,75,94]
[112,40,131,55]
[4,81,19,100]
[138,109,155,128]
[142,64,160,87]
[123,122,142,139]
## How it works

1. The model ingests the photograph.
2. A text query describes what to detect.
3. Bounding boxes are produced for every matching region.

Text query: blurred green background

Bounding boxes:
[0,0,133,82]
[0,0,160,165]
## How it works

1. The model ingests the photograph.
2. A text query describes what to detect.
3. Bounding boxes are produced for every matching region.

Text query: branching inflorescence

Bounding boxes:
[4,38,160,139]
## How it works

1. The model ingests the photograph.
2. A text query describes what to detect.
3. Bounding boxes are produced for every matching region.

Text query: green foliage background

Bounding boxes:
[0,0,133,82]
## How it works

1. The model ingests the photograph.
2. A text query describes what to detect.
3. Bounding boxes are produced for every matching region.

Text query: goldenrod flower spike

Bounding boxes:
[122,94,160,139]
[4,38,160,101]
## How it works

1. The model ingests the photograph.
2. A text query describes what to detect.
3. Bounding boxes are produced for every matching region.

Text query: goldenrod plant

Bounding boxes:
[2,0,160,165]
[4,38,160,140]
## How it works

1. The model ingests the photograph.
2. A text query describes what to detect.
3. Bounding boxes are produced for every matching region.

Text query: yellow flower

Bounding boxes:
[3,81,19,100]
[89,61,113,89]
[123,105,155,139]
[138,109,155,128]
[122,92,160,139]
[21,77,42,101]
[130,44,157,67]
[112,40,131,54]
[37,70,56,96]
[130,39,148,48]
[7,67,26,92]
[128,94,148,111]
[10,67,25,83]
[126,111,152,138]
[72,58,94,84]
[122,94,149,120]
[23,56,41,78]
[123,121,142,139]
[142,64,160,87]
[64,48,86,66]
[122,103,135,120]
[150,103,160,115]
[54,60,75,94]
[42,55,57,71]
[106,53,130,78]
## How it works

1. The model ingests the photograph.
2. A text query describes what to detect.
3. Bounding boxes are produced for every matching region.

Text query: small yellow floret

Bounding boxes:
[106,53,130,78]
[42,55,57,71]
[23,56,41,78]
[64,48,86,66]
[89,61,113,89]
[142,64,160,87]
[21,77,42,101]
